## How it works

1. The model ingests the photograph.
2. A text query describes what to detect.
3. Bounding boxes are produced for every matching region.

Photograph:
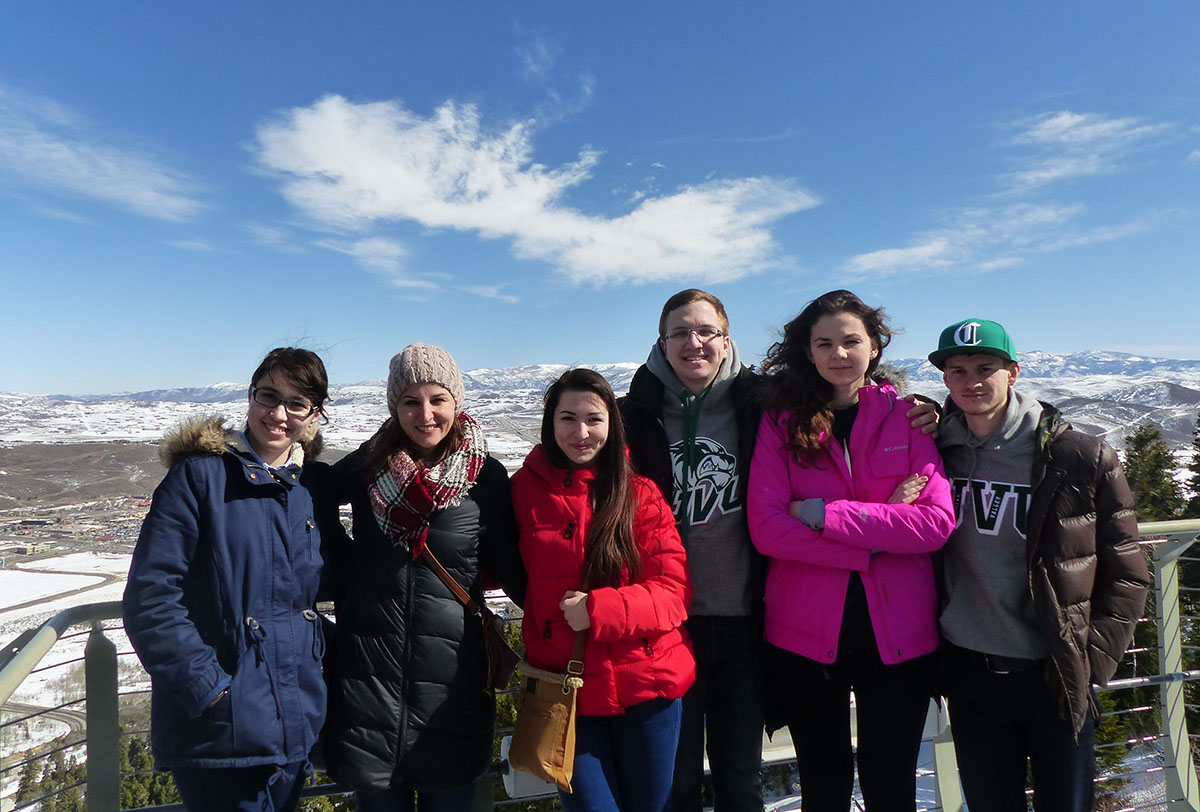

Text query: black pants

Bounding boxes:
[671,615,765,812]
[944,643,1096,812]
[767,602,934,812]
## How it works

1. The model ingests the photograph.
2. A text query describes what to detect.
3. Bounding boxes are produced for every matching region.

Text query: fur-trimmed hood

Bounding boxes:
[157,415,324,468]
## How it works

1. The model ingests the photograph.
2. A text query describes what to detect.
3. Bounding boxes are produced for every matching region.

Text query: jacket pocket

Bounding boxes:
[230,616,285,756]
[153,685,234,760]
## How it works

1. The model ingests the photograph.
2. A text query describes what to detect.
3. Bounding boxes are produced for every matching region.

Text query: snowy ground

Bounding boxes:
[1,553,135,706]
[0,571,103,611]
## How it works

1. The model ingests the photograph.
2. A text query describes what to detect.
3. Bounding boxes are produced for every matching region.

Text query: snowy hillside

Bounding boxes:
[2,354,1198,450]
[891,351,1200,447]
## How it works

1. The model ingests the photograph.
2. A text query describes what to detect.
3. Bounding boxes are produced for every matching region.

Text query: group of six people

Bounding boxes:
[124,287,1151,812]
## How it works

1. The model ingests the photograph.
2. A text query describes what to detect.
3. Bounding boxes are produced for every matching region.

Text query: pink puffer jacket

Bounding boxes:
[747,383,954,665]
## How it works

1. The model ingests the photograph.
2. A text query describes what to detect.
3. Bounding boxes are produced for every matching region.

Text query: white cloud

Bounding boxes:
[165,239,216,252]
[844,239,961,275]
[32,204,92,224]
[315,236,436,291]
[843,204,1082,277]
[843,110,1171,277]
[1188,149,1200,165]
[1003,111,1170,192]
[0,84,203,221]
[243,222,305,253]
[1038,217,1153,251]
[461,284,520,304]
[515,35,558,83]
[253,95,817,285]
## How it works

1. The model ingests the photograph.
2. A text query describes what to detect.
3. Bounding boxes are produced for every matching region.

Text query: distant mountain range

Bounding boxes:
[4,354,1199,457]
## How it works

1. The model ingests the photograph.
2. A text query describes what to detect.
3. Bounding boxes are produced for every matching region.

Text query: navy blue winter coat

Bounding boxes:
[124,417,342,769]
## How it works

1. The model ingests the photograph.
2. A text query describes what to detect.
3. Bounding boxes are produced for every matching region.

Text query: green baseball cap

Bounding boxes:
[928,318,1018,370]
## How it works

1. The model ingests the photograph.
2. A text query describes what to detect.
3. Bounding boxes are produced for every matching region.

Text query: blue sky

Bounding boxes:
[2,3,1198,394]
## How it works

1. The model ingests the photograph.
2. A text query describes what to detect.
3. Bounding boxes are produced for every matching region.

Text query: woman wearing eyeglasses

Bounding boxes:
[124,347,342,812]
[321,343,526,812]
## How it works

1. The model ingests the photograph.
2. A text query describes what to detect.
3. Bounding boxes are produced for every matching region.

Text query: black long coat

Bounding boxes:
[323,445,525,791]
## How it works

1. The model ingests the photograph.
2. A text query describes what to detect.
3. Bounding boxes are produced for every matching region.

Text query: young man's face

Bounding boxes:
[661,300,730,395]
[942,354,1019,427]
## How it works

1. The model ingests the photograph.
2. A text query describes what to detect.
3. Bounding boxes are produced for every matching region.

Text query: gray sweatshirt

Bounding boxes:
[645,339,754,616]
[937,388,1048,659]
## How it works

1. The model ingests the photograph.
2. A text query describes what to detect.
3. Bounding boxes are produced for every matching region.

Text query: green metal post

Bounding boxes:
[85,620,120,812]
[1154,531,1200,811]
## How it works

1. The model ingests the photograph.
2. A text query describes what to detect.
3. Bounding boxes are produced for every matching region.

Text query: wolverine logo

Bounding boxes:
[670,437,742,524]
[951,477,1031,538]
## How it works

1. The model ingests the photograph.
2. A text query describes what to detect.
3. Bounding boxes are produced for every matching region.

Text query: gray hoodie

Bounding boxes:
[938,388,1048,659]
[645,339,753,616]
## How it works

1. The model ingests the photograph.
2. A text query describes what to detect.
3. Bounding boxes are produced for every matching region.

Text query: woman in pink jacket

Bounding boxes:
[747,290,954,812]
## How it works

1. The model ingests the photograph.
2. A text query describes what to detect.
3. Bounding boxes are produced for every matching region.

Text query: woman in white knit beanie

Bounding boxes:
[322,343,527,811]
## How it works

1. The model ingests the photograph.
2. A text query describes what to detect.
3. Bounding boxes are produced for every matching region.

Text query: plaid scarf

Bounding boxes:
[368,413,488,558]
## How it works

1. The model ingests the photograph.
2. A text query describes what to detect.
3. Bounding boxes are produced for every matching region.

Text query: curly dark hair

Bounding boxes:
[540,368,640,589]
[760,290,893,465]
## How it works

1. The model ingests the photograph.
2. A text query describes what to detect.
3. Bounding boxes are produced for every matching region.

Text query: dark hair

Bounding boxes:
[658,288,730,338]
[540,368,640,589]
[760,290,893,464]
[250,348,330,420]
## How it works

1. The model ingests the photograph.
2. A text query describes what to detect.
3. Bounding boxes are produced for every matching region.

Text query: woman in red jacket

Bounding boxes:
[511,367,695,812]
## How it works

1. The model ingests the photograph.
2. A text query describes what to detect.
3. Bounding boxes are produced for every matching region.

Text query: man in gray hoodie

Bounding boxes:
[929,318,1150,812]
[620,289,766,812]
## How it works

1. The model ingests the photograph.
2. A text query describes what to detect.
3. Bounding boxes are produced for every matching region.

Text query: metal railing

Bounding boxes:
[3,519,1200,811]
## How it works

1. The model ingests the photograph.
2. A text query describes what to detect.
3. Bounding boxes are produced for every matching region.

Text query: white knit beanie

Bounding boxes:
[386,343,465,414]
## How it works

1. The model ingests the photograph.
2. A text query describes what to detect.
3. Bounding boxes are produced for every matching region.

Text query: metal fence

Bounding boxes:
[3,519,1200,812]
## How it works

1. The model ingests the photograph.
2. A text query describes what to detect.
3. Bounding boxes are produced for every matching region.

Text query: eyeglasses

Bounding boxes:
[251,386,317,418]
[662,326,726,344]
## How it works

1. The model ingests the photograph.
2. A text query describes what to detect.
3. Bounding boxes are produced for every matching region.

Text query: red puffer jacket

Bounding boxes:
[511,445,696,716]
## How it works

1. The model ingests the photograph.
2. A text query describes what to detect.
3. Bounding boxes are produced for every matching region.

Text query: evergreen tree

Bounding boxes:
[1122,423,1184,521]
[1186,410,1200,519]
[15,757,42,803]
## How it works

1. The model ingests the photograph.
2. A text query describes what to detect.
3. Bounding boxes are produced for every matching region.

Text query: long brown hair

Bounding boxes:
[540,368,640,589]
[760,290,893,465]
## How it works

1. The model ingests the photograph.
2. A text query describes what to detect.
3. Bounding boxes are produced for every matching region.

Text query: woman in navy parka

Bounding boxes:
[124,348,343,812]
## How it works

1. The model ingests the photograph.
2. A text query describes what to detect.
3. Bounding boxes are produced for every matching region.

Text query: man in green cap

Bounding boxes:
[928,318,1151,812]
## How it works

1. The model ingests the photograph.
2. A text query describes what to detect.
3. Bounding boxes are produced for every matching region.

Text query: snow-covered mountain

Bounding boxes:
[0,363,641,468]
[890,351,1200,448]
[3,354,1198,452]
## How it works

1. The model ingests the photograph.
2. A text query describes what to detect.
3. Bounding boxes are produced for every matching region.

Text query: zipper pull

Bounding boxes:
[562,521,575,539]
[642,638,653,656]
[543,620,553,639]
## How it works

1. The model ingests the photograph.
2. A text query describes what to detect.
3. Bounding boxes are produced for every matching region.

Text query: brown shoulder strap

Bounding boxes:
[568,630,587,673]
[420,545,480,615]
[424,546,588,669]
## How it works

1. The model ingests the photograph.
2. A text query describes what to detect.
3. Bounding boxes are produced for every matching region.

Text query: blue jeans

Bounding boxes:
[172,761,310,812]
[355,781,477,812]
[672,615,764,812]
[944,644,1096,812]
[559,697,683,812]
